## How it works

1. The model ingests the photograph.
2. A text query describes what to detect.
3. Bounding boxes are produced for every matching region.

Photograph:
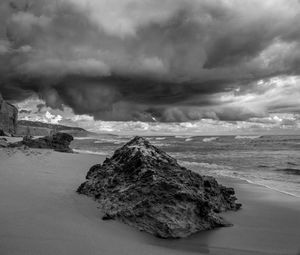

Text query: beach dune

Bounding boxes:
[0,147,299,255]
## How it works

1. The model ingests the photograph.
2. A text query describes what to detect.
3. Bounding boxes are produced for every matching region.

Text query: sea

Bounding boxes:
[71,134,300,198]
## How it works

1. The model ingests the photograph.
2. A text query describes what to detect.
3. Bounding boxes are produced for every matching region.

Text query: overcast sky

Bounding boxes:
[1,0,300,135]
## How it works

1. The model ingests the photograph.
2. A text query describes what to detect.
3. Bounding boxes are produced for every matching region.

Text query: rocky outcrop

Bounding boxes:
[0,93,18,136]
[9,132,74,153]
[77,136,241,238]
[16,120,91,137]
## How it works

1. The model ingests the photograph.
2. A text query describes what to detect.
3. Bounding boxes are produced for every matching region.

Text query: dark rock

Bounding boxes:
[9,132,74,153]
[102,213,115,220]
[0,138,8,148]
[77,136,241,238]
[0,93,18,136]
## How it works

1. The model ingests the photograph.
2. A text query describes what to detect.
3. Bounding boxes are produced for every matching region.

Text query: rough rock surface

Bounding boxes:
[9,132,74,153]
[0,138,8,148]
[78,136,241,238]
[0,93,18,136]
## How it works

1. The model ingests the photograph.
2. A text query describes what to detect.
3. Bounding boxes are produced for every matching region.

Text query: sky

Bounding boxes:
[1,0,300,135]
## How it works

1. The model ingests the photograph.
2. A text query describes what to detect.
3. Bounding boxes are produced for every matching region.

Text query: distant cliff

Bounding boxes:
[0,93,18,136]
[0,93,91,137]
[17,120,92,137]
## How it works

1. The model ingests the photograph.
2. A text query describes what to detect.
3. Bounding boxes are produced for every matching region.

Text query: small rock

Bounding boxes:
[102,214,115,220]
[9,132,74,153]
[0,138,8,148]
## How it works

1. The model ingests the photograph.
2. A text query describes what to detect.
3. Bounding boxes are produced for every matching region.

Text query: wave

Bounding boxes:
[74,137,97,140]
[287,162,297,166]
[73,149,109,156]
[155,137,166,140]
[185,138,193,142]
[179,161,232,170]
[180,160,300,198]
[224,174,300,197]
[235,135,261,139]
[94,139,124,145]
[203,137,218,142]
[175,135,193,139]
[151,142,169,147]
[114,141,125,145]
[276,168,300,175]
[241,179,300,198]
[258,165,269,168]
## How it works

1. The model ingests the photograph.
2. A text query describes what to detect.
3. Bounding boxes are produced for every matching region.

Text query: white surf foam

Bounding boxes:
[175,135,193,139]
[180,160,300,198]
[73,149,109,156]
[235,135,261,139]
[74,137,97,140]
[203,137,218,142]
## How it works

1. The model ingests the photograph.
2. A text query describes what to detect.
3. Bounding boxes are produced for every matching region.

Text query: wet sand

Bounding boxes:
[0,147,299,255]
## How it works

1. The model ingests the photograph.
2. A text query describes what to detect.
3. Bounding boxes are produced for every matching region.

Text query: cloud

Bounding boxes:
[36,103,45,112]
[19,109,31,114]
[0,0,300,123]
[16,96,300,135]
[0,40,10,54]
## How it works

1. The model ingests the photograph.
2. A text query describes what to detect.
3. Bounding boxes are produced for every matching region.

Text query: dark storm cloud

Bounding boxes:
[0,0,300,122]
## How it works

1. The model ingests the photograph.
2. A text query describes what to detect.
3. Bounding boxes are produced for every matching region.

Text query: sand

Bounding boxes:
[0,147,299,255]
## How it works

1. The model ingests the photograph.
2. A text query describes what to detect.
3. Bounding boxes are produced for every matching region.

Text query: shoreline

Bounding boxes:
[74,149,300,198]
[0,147,299,255]
[240,178,300,198]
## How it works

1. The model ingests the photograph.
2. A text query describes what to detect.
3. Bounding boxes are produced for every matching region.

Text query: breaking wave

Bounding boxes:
[73,149,109,156]
[74,137,96,140]
[155,137,166,140]
[235,135,261,139]
[175,135,193,139]
[94,139,124,144]
[203,137,218,142]
[179,160,300,198]
[179,161,233,171]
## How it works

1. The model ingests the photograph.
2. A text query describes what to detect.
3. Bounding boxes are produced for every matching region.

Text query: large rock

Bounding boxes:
[9,132,74,153]
[0,93,18,136]
[77,136,241,238]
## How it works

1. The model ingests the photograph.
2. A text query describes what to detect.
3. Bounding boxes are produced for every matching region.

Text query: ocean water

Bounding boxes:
[71,134,300,198]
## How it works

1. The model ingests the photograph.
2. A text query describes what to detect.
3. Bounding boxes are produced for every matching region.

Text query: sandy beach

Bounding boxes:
[0,147,299,255]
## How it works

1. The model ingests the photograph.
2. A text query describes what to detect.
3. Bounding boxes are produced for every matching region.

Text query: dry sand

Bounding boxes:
[0,147,299,255]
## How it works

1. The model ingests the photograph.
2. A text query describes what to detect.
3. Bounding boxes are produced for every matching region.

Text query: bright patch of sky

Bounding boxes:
[16,76,300,136]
